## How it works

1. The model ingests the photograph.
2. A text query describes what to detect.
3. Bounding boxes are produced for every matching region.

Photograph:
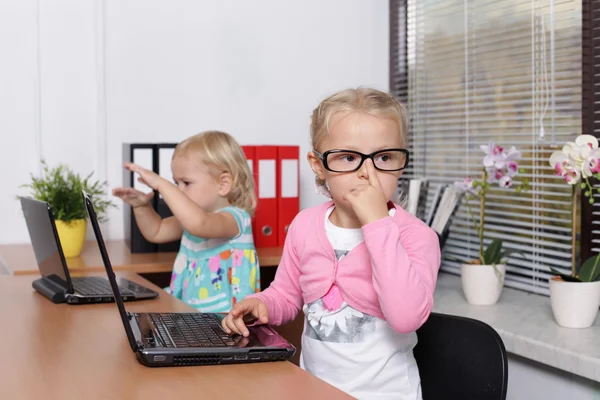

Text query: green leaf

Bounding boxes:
[550,267,582,282]
[483,239,503,265]
[577,255,600,282]
[498,249,527,262]
[20,160,115,222]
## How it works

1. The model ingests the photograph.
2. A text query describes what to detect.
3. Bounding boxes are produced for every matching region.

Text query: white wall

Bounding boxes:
[0,0,390,244]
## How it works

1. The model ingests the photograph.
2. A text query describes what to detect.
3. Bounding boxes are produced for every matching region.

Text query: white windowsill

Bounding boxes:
[433,273,600,383]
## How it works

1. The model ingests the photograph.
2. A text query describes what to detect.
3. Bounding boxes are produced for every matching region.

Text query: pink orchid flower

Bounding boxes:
[498,175,513,188]
[454,177,478,195]
[481,140,505,167]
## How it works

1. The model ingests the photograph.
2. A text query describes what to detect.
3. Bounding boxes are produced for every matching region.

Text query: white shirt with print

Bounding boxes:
[299,207,422,400]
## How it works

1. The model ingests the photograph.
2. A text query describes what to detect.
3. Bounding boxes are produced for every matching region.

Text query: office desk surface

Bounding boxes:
[0,240,283,276]
[0,273,349,400]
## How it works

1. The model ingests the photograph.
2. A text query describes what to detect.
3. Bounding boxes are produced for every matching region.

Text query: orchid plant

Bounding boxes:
[455,141,528,266]
[548,134,600,283]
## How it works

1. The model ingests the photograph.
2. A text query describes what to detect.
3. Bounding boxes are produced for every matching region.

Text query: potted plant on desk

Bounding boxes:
[454,141,528,305]
[548,134,600,328]
[21,160,114,258]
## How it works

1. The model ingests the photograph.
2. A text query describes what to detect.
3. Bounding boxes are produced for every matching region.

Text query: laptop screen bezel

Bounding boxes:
[83,191,139,353]
[19,196,75,293]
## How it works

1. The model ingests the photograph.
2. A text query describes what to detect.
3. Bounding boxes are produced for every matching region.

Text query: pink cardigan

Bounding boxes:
[252,201,441,333]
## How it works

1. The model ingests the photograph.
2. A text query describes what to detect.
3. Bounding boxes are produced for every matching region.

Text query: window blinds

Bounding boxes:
[395,0,582,295]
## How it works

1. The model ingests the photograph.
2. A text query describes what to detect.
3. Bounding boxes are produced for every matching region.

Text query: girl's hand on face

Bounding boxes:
[123,162,165,191]
[344,159,389,225]
[112,187,154,208]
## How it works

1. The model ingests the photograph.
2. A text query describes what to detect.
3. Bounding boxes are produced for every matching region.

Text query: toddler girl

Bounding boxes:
[113,131,260,312]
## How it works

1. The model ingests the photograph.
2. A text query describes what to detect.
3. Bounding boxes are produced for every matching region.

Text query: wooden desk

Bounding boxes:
[0,273,350,400]
[0,240,283,276]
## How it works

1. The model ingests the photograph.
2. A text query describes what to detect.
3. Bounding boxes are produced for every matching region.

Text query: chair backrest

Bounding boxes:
[414,312,508,400]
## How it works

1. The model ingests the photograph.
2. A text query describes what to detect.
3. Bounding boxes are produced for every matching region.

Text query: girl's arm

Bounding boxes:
[157,181,239,239]
[132,206,182,243]
[124,162,239,239]
[363,217,441,333]
[113,187,181,243]
[249,219,303,325]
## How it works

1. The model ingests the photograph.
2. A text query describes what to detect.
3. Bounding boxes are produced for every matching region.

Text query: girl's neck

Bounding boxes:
[329,204,363,229]
[206,197,231,213]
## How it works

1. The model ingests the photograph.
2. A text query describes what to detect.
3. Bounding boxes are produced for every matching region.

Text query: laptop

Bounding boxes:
[83,190,296,367]
[20,196,159,304]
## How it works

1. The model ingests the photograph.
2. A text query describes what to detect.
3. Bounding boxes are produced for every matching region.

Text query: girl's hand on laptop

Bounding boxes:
[123,162,165,191]
[222,298,269,337]
[112,187,154,208]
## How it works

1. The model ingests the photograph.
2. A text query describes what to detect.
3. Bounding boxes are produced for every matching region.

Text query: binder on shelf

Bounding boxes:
[242,146,256,178]
[242,145,258,245]
[122,143,157,253]
[427,185,464,248]
[276,146,300,247]
[253,146,278,248]
[406,179,429,219]
[155,143,180,252]
[122,142,180,254]
[157,144,176,190]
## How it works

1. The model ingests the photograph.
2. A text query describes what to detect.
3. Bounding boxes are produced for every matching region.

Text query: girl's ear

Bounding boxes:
[217,172,233,197]
[307,151,326,181]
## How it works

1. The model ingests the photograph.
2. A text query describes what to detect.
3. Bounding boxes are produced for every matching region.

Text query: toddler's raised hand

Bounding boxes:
[112,187,154,208]
[221,298,269,337]
[123,162,164,191]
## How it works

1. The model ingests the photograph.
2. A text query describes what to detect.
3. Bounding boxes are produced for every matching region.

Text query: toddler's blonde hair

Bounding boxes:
[310,87,409,194]
[173,131,256,215]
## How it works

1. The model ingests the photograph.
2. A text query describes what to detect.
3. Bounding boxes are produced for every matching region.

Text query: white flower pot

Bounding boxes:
[460,263,506,305]
[549,279,600,328]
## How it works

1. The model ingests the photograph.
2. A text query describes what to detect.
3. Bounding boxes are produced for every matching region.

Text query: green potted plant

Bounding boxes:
[454,141,528,305]
[21,160,114,258]
[548,134,600,328]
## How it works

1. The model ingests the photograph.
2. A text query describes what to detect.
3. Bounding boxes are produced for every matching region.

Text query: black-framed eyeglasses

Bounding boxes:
[313,148,410,173]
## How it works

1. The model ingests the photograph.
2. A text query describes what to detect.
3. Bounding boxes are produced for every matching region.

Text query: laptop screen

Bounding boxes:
[83,191,139,352]
[19,197,72,292]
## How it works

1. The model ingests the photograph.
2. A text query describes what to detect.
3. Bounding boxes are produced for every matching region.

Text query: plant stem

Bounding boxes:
[465,197,480,233]
[571,185,577,276]
[479,169,486,263]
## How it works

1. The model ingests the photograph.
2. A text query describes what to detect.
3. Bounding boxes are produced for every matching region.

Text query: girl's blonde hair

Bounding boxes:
[173,131,257,215]
[310,87,409,193]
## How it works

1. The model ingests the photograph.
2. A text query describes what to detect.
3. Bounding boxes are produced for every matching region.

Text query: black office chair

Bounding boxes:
[414,312,508,400]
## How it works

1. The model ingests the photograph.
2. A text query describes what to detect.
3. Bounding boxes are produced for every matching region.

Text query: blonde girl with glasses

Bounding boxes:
[222,88,440,399]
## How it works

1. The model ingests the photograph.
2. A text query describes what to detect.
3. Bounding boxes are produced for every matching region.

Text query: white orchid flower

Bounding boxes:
[549,150,581,184]
[454,178,478,195]
[506,161,519,177]
[576,134,598,154]
[481,140,505,167]
[498,175,513,188]
[486,166,505,184]
[495,146,521,169]
[582,148,600,178]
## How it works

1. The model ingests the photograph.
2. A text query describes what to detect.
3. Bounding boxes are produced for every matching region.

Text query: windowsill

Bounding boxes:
[433,272,600,383]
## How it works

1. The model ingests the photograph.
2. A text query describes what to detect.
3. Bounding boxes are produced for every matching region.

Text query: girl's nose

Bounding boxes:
[357,160,370,180]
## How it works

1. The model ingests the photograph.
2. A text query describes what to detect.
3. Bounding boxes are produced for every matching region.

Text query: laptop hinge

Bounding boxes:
[127,313,145,352]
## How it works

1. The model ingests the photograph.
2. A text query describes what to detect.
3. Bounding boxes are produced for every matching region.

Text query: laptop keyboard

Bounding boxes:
[151,313,236,348]
[72,277,134,296]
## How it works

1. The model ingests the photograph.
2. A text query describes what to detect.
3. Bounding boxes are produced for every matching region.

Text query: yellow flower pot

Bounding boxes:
[54,219,87,258]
